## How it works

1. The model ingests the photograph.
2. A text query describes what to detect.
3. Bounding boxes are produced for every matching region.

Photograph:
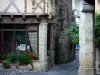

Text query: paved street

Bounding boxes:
[0,50,98,75]
[0,50,79,75]
[0,59,79,75]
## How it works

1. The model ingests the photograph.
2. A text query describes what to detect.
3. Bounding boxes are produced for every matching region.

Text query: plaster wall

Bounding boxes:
[0,0,55,15]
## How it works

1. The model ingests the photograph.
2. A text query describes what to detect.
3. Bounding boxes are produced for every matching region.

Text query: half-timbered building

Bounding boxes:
[0,0,56,71]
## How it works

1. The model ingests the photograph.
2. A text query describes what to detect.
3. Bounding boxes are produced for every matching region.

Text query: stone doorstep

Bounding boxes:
[97,72,100,75]
[97,70,100,74]
[18,64,32,71]
[0,63,33,71]
[32,60,41,71]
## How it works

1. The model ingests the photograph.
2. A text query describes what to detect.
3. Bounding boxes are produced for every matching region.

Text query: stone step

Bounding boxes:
[0,63,3,69]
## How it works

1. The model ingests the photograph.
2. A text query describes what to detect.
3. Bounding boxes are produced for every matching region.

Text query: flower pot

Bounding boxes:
[23,64,28,66]
[11,64,17,69]
[4,67,10,69]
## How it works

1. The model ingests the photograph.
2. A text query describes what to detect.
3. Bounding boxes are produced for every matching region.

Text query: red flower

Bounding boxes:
[1,60,4,63]
[29,52,33,56]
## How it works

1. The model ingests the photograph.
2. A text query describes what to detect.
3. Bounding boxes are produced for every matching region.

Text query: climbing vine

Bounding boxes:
[59,22,79,44]
[59,12,100,47]
[95,12,100,47]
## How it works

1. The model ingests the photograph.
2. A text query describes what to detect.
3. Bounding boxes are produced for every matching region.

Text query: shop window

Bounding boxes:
[4,31,14,52]
[16,31,26,51]
[27,32,38,55]
[28,26,38,31]
[0,25,2,29]
[16,25,26,29]
[4,25,14,29]
[0,25,38,56]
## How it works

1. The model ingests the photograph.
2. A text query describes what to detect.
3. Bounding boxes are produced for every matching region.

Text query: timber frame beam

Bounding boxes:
[0,13,56,24]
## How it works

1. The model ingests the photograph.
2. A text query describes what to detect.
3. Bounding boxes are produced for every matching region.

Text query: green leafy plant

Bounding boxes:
[3,60,10,69]
[18,52,32,65]
[7,53,18,63]
[32,56,38,60]
[95,12,100,47]
[59,22,79,44]
[0,54,7,60]
[28,52,38,60]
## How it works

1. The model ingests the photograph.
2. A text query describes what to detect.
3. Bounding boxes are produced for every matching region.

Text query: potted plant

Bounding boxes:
[0,54,7,63]
[7,53,18,69]
[18,52,32,66]
[3,60,10,69]
[29,52,38,60]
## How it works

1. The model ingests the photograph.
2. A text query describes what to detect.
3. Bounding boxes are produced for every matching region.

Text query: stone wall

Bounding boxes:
[55,0,74,63]
[33,19,55,71]
[96,48,100,72]
[0,15,55,72]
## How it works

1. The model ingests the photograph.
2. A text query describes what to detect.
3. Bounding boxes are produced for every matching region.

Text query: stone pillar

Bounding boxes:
[50,24,55,66]
[96,48,100,72]
[78,11,96,75]
[39,19,48,71]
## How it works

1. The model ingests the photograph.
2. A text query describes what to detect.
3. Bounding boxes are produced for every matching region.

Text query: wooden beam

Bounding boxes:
[0,15,2,21]
[0,12,49,16]
[24,0,27,13]
[11,14,14,20]
[48,14,52,19]
[36,15,40,21]
[22,14,26,21]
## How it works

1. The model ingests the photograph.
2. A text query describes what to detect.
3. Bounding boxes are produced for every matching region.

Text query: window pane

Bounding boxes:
[28,26,37,31]
[4,31,14,52]
[27,32,37,55]
[16,25,26,29]
[4,25,14,29]
[0,25,2,29]
[16,31,26,51]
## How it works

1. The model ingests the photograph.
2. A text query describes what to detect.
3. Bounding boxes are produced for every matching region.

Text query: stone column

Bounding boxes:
[78,10,96,75]
[39,19,48,71]
[96,48,100,72]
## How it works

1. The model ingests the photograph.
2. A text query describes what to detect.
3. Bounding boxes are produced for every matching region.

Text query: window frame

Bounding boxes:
[0,24,39,57]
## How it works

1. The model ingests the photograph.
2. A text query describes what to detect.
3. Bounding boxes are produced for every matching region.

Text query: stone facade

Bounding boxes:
[0,0,56,72]
[0,15,56,72]
[33,19,48,71]
[95,0,100,72]
[96,48,100,72]
[33,19,55,71]
[55,0,74,64]
[79,12,95,75]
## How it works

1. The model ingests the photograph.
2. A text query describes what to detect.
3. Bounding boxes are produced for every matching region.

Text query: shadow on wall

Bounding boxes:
[55,35,60,64]
[54,35,76,64]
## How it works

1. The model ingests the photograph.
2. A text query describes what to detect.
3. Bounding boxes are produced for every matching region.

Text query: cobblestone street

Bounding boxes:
[0,50,99,75]
[0,59,79,75]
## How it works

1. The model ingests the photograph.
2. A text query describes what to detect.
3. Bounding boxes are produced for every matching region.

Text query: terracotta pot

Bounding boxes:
[4,67,10,69]
[11,64,17,69]
[23,64,28,66]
